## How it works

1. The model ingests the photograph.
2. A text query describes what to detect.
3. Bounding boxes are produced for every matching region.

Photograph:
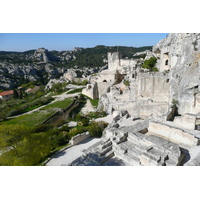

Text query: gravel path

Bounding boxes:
[46,138,101,166]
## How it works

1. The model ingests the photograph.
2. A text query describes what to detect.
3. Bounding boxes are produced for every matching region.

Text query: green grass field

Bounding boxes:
[0,110,54,127]
[40,98,73,110]
[0,98,74,127]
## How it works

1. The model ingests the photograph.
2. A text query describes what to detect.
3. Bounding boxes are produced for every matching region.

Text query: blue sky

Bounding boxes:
[0,33,167,52]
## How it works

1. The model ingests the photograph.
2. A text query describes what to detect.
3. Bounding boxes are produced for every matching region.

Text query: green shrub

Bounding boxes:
[68,126,88,138]
[152,67,159,72]
[81,79,88,85]
[56,131,70,146]
[86,111,107,119]
[59,124,70,132]
[172,99,179,106]
[142,57,157,71]
[34,124,54,133]
[88,121,108,138]
[123,80,130,86]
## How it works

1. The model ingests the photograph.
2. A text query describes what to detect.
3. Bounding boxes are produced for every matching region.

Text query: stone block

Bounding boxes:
[127,132,145,145]
[69,132,90,145]
[148,121,200,147]
[174,113,196,130]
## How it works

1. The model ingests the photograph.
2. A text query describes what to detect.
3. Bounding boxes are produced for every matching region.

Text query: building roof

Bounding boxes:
[25,86,40,93]
[0,90,14,96]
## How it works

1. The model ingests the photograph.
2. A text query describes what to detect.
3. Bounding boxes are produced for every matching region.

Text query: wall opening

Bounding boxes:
[165,60,168,65]
[103,80,107,82]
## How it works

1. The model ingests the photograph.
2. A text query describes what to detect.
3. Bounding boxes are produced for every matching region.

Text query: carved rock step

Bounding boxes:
[123,153,141,166]
[101,139,112,149]
[113,132,128,144]
[100,146,112,157]
[127,132,146,145]
[140,148,165,166]
[115,141,142,158]
[114,148,141,166]
[86,150,114,165]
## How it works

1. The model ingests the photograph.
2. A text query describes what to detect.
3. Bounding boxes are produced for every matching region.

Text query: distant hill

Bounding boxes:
[0,45,152,90]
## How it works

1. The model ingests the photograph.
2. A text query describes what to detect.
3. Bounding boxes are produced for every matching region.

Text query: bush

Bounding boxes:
[142,57,157,71]
[123,80,130,86]
[34,124,54,133]
[172,99,179,106]
[56,131,70,146]
[68,126,88,138]
[88,121,108,138]
[86,111,107,119]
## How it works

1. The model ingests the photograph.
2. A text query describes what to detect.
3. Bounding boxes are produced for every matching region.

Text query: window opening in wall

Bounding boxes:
[195,124,200,131]
[166,79,169,83]
[103,80,107,82]
[165,60,168,65]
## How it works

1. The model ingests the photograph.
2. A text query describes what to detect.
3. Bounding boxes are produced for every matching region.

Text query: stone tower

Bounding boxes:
[107,52,122,70]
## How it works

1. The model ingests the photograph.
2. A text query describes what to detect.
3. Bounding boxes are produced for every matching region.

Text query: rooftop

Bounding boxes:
[0,90,14,96]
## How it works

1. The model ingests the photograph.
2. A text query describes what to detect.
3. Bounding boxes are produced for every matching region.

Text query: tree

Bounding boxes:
[13,89,19,99]
[0,125,51,166]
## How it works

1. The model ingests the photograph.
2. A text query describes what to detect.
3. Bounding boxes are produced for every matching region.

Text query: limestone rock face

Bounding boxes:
[63,69,77,81]
[153,33,200,115]
[34,48,60,62]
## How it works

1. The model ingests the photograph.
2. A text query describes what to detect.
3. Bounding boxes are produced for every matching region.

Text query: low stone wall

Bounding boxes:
[69,132,90,145]
[173,113,196,130]
[148,121,200,147]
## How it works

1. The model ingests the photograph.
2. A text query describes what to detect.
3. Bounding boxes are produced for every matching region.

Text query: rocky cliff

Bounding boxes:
[153,33,200,115]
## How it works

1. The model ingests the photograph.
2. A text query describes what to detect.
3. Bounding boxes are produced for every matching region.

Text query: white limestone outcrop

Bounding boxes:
[153,33,200,115]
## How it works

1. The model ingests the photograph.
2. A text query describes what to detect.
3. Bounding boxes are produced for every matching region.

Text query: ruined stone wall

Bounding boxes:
[107,52,136,71]
[99,72,170,119]
[97,82,111,98]
[137,72,169,102]
[107,52,121,70]
[82,82,99,99]
[120,59,136,68]
[95,70,116,83]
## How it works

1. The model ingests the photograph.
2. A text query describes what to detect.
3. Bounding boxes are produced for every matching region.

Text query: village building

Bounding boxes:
[0,90,14,100]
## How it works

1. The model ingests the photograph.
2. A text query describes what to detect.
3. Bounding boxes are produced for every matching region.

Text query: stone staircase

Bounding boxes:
[71,129,185,166]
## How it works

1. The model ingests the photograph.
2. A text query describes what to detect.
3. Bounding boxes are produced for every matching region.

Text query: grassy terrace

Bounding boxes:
[0,110,55,127]
[40,98,73,110]
[0,98,74,127]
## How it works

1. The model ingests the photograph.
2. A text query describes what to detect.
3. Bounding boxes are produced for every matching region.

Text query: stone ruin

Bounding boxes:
[71,111,200,166]
[74,33,200,166]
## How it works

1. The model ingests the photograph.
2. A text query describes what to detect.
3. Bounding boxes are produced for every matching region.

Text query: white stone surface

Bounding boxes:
[148,121,200,147]
[69,132,90,145]
[46,138,101,166]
